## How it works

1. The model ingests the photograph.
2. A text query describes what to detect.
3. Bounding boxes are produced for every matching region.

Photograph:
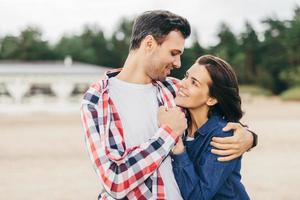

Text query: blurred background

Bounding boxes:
[1,0,300,199]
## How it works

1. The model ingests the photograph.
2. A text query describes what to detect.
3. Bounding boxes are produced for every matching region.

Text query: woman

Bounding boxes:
[170,55,249,199]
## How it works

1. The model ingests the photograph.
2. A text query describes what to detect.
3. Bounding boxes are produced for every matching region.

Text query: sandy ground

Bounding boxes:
[1,96,300,200]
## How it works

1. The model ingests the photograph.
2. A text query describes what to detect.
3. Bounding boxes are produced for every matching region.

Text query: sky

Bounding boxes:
[0,0,299,47]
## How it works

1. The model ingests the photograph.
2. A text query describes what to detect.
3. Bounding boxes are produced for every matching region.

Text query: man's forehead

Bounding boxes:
[160,31,185,52]
[164,31,185,42]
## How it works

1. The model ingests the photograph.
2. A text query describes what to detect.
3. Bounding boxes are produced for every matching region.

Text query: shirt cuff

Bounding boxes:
[171,150,192,168]
[161,124,179,142]
[154,125,178,154]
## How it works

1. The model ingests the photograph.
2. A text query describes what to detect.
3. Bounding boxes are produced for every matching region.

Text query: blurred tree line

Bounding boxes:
[0,7,299,94]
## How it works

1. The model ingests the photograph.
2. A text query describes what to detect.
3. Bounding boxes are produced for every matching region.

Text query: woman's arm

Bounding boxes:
[171,135,239,199]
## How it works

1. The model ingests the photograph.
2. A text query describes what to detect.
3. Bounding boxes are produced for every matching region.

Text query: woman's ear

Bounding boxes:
[206,97,218,106]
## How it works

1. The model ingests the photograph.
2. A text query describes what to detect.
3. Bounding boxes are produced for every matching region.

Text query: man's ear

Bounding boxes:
[206,97,218,106]
[142,35,156,50]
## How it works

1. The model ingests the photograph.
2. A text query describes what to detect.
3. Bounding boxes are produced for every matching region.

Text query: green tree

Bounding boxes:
[54,35,84,61]
[211,23,244,83]
[0,35,20,59]
[54,25,112,66]
[260,17,289,93]
[212,23,240,62]
[279,6,300,88]
[285,6,300,67]
[0,27,55,60]
[240,21,261,83]
[18,26,55,60]
[109,18,133,68]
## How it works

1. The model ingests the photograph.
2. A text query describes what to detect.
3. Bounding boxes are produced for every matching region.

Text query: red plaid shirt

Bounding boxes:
[81,69,181,200]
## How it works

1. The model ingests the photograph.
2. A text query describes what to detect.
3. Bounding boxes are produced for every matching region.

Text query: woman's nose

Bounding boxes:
[180,79,188,88]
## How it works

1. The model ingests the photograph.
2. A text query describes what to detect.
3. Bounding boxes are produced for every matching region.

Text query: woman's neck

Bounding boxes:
[188,106,209,137]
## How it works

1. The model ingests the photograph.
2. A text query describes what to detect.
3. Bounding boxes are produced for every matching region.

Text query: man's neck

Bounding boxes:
[116,52,152,84]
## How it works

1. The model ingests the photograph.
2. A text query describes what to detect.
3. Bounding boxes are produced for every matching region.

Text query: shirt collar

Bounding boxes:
[103,68,165,88]
[104,68,122,79]
[196,115,224,136]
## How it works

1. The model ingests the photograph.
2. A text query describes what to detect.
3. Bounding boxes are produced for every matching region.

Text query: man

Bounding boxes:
[81,10,256,200]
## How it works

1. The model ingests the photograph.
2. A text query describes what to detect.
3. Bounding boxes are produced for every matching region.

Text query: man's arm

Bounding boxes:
[81,90,186,198]
[210,122,257,162]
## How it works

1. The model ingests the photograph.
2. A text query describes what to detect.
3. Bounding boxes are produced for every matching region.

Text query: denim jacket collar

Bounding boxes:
[196,115,224,136]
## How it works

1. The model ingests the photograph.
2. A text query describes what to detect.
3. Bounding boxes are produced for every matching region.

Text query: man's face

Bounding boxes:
[146,31,185,81]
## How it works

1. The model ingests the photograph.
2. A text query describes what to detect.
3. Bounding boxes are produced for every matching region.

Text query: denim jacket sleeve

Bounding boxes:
[171,135,240,200]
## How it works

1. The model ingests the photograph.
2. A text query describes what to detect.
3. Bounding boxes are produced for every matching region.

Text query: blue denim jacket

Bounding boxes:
[171,115,250,200]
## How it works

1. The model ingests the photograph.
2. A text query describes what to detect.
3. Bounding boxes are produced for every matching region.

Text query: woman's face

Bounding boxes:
[175,63,216,109]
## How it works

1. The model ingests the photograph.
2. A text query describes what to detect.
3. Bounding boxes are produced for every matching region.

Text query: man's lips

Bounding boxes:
[165,68,172,75]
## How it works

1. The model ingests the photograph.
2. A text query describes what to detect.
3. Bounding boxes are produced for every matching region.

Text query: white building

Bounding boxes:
[0,58,111,113]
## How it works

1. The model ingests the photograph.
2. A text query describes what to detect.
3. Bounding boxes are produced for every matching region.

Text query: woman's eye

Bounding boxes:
[191,80,198,86]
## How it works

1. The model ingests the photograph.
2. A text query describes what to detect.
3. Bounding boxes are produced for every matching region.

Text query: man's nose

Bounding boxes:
[173,56,181,69]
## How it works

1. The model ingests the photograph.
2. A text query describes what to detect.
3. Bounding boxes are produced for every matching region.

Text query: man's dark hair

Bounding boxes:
[129,10,191,50]
[197,55,243,122]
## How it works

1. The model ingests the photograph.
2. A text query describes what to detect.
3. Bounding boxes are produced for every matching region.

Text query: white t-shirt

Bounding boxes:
[109,77,183,200]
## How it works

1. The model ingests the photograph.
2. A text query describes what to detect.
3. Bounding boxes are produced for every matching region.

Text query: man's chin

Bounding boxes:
[157,75,167,81]
[175,98,183,107]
